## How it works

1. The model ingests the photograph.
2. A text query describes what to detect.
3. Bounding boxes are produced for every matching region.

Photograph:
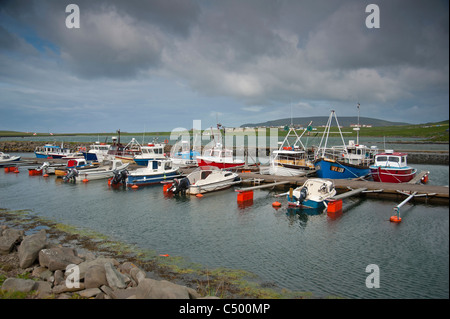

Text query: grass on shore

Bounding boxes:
[1,121,448,142]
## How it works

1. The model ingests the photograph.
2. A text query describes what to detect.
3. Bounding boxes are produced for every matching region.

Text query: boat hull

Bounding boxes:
[188,177,241,195]
[314,159,370,179]
[268,164,312,177]
[127,171,180,187]
[197,158,244,169]
[0,157,21,164]
[370,166,416,183]
[287,197,326,209]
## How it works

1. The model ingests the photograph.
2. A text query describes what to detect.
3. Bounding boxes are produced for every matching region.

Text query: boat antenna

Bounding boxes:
[290,103,293,127]
[356,103,360,145]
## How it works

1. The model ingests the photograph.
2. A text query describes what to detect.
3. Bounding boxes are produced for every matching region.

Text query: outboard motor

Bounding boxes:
[63,168,78,183]
[169,177,190,195]
[298,186,308,203]
[111,169,128,186]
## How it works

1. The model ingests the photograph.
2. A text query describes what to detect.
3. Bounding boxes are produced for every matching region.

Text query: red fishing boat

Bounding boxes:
[196,144,245,169]
[196,124,245,169]
[369,151,417,183]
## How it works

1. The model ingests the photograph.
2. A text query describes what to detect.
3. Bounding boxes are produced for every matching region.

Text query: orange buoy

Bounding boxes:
[13,168,19,173]
[83,178,89,183]
[163,183,173,193]
[159,254,170,257]
[131,184,139,189]
[43,173,49,177]
[390,216,402,223]
[196,193,203,198]
[272,201,282,208]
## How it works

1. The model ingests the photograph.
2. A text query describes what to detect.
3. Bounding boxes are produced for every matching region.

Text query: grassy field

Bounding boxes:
[1,121,448,141]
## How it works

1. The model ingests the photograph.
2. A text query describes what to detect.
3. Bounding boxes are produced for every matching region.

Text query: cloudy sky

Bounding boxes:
[0,0,448,133]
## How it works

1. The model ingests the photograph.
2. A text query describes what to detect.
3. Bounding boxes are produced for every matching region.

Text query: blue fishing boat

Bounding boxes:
[313,110,378,179]
[35,143,81,159]
[126,159,181,187]
[314,157,370,179]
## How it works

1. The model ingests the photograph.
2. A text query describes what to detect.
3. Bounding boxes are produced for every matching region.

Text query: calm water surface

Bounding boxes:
[0,156,448,299]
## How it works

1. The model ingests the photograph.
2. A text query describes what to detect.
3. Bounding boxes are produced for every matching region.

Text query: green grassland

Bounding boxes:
[1,120,448,141]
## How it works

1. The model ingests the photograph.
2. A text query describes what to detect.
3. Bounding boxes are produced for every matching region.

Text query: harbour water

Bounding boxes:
[0,153,448,299]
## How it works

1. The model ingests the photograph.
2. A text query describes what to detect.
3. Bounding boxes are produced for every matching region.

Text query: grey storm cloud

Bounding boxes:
[0,0,448,131]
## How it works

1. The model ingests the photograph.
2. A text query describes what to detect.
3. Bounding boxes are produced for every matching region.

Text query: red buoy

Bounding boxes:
[272,201,281,208]
[390,216,402,223]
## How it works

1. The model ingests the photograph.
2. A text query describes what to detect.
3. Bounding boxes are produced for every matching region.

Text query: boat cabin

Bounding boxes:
[206,147,233,159]
[35,144,71,155]
[147,159,174,171]
[374,151,408,168]
[89,143,111,153]
[141,144,165,156]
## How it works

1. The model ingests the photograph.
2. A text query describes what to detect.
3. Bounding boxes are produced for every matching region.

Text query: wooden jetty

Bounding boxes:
[235,171,449,205]
[9,157,448,205]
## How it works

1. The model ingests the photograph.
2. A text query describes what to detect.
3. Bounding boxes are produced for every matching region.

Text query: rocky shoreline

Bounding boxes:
[1,210,311,299]
[0,225,215,299]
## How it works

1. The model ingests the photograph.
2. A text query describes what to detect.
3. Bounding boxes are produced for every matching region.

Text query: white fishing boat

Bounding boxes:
[62,160,130,183]
[83,141,111,162]
[168,166,241,195]
[0,152,21,164]
[286,178,336,209]
[133,142,167,166]
[267,122,315,177]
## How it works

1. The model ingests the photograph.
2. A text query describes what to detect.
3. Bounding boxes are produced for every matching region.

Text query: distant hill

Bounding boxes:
[240,116,411,128]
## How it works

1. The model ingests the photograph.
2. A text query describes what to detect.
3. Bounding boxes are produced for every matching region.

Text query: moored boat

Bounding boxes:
[196,144,245,169]
[196,124,245,169]
[268,123,315,176]
[369,151,417,183]
[170,140,200,168]
[313,110,378,179]
[82,142,111,162]
[55,158,100,177]
[126,159,181,187]
[168,166,241,195]
[63,160,130,183]
[287,178,337,209]
[34,143,82,159]
[0,152,21,165]
[133,142,167,166]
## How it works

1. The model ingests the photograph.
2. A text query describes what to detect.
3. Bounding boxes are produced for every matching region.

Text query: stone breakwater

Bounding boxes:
[0,225,216,299]
[1,140,447,164]
[0,141,174,154]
